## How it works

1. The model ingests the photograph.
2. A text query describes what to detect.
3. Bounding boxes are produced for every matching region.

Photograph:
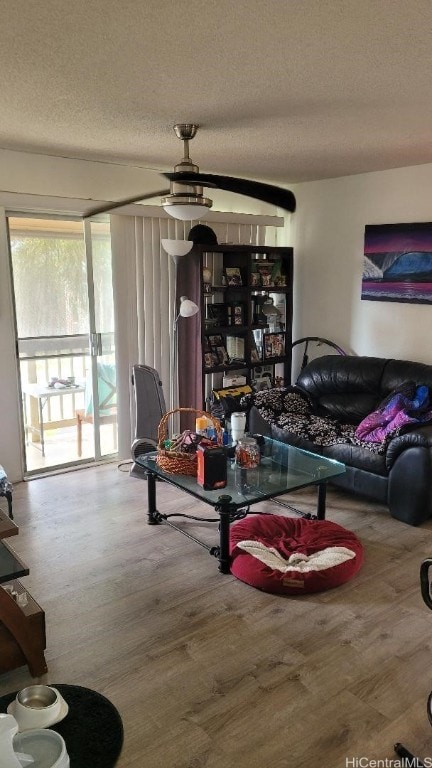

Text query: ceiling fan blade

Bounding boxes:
[83,188,170,218]
[164,172,296,213]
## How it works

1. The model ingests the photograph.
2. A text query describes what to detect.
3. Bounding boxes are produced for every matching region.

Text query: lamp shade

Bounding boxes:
[162,203,208,221]
[179,296,199,317]
[161,239,194,257]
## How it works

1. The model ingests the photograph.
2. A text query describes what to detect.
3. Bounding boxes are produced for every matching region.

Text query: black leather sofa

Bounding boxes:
[248,355,432,526]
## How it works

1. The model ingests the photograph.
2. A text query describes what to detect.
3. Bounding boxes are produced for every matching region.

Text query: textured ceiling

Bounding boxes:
[1,0,432,188]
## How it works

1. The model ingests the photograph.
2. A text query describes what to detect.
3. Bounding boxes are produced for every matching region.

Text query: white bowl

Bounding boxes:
[13,729,69,768]
[7,687,68,732]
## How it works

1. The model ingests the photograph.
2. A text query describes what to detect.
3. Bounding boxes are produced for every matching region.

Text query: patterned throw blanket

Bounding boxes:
[242,384,432,455]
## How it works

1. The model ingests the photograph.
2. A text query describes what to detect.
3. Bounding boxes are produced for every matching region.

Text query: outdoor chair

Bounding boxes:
[76,362,117,457]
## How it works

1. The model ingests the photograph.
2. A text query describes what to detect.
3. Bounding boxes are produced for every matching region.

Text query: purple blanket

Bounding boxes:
[355,385,432,443]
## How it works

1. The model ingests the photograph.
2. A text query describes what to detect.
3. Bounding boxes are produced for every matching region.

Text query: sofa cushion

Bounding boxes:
[381,359,432,397]
[322,443,388,476]
[270,423,323,454]
[296,355,387,423]
[316,393,380,424]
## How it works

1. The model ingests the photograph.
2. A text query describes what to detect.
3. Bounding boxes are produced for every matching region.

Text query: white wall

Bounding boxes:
[291,163,432,363]
[1,147,162,202]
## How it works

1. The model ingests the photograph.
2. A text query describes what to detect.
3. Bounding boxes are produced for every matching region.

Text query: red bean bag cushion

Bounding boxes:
[229,515,363,594]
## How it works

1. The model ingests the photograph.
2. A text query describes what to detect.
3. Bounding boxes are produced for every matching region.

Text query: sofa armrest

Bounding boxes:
[387,417,432,526]
[248,406,272,437]
[386,424,432,470]
[388,442,432,525]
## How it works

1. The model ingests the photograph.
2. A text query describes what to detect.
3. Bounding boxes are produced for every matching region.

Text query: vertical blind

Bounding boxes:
[110,214,270,458]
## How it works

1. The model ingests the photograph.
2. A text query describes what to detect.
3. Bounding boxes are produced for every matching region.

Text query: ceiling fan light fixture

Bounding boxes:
[162,196,212,221]
[162,123,213,221]
[83,122,296,219]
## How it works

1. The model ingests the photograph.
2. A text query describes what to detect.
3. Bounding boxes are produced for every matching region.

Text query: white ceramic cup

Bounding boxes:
[231,412,246,443]
[11,686,62,731]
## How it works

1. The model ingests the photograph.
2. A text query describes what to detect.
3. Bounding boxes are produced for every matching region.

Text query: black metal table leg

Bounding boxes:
[394,742,425,766]
[6,491,13,520]
[216,495,233,574]
[146,470,160,524]
[317,482,327,520]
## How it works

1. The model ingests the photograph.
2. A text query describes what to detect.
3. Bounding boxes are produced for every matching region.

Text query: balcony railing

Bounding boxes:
[18,334,116,470]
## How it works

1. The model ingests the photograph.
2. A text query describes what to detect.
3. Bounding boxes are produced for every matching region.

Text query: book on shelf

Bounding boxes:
[226,335,245,362]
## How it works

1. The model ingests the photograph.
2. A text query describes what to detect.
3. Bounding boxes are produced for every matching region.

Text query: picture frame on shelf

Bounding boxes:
[255,260,272,287]
[263,332,285,359]
[204,317,219,330]
[207,303,228,326]
[254,364,274,377]
[270,259,284,286]
[227,301,246,326]
[215,345,230,364]
[252,376,272,392]
[208,333,224,348]
[204,351,220,369]
[224,266,242,286]
[252,364,274,391]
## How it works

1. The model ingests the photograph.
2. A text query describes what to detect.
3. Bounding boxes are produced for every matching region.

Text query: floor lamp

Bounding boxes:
[172,296,199,422]
[161,240,198,415]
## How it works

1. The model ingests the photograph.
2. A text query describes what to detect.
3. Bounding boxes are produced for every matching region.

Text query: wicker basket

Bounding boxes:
[156,407,223,476]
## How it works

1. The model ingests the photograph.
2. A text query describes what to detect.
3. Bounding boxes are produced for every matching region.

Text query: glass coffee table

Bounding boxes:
[135,437,345,574]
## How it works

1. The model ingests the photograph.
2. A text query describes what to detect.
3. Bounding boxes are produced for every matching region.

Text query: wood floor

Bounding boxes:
[2,463,432,767]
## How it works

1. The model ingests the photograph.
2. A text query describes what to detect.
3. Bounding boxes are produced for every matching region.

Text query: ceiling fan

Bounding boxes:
[83,124,296,219]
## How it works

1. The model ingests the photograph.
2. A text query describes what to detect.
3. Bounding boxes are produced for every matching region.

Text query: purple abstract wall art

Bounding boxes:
[362,222,432,304]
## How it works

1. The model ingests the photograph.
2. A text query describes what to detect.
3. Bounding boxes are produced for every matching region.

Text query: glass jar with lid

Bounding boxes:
[234,436,260,469]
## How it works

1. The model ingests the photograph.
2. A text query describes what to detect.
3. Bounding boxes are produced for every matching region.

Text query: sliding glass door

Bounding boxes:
[83,218,117,462]
[7,214,117,475]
